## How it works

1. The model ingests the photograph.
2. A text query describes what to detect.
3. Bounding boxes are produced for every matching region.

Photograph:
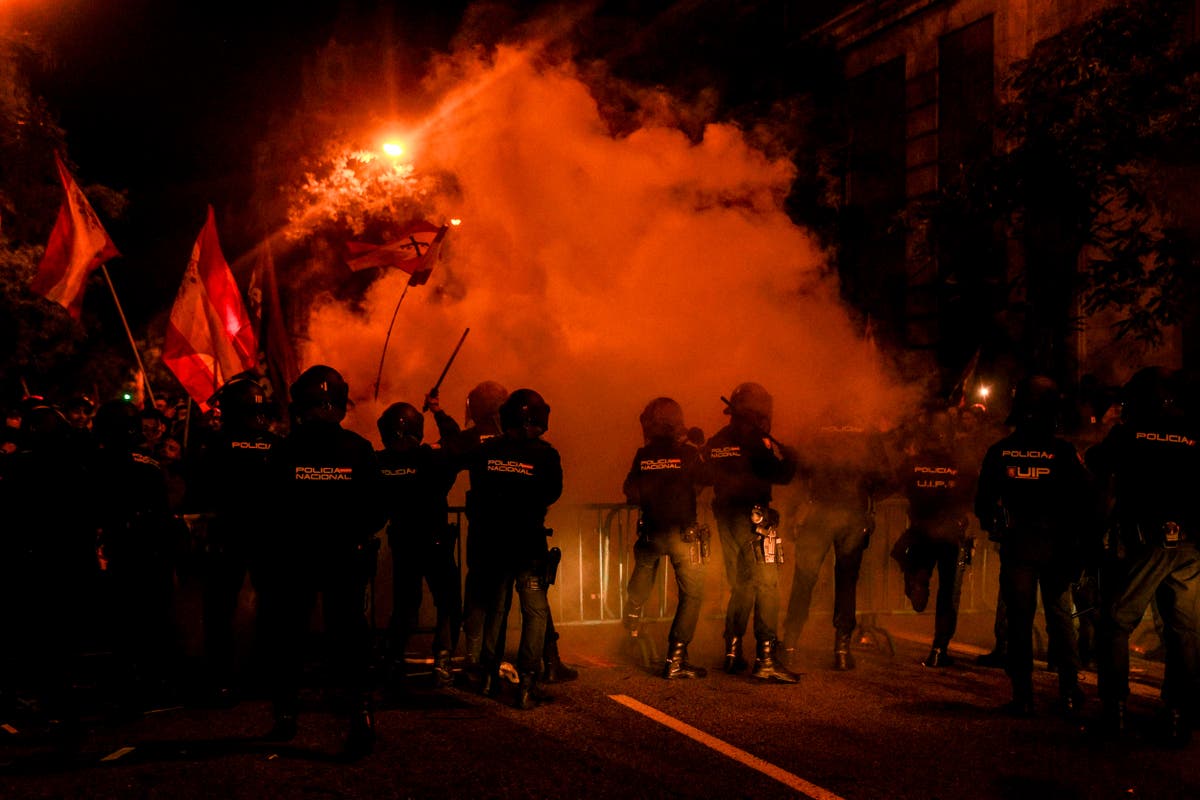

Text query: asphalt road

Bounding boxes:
[0,611,1191,800]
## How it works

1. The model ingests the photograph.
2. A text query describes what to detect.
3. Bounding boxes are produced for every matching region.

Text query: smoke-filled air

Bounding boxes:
[299,43,911,505]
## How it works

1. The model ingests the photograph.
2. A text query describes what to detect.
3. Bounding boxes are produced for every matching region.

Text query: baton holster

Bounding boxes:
[544,546,562,586]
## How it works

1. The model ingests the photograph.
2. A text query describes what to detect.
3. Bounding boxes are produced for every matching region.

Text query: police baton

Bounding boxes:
[720,395,787,450]
[424,327,470,411]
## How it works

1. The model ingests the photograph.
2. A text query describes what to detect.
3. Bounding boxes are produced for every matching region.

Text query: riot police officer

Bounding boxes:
[259,366,385,755]
[467,389,563,709]
[784,413,891,671]
[1087,367,1200,742]
[705,382,799,683]
[892,407,977,667]
[186,376,280,703]
[976,376,1089,716]
[0,400,96,734]
[623,398,712,679]
[376,401,461,689]
[91,400,177,712]
[436,380,508,673]
[440,381,577,685]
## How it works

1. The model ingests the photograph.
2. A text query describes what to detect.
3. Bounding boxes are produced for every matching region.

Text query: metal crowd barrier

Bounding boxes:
[371,498,1004,635]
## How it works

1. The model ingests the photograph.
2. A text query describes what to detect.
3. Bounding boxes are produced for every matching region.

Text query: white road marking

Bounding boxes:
[609,694,845,800]
[100,746,136,762]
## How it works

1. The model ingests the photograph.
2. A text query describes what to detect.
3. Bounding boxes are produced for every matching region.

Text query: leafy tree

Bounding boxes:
[914,0,1200,369]
[0,30,133,404]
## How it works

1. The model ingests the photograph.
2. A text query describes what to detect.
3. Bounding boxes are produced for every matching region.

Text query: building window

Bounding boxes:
[938,15,994,185]
[843,56,908,338]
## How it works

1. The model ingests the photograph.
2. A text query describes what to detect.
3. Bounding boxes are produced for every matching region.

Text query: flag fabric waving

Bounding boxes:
[248,238,299,398]
[31,153,121,318]
[163,206,258,410]
[346,219,448,285]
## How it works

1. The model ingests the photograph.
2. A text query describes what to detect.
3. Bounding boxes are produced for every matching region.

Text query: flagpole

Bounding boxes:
[372,281,411,402]
[101,265,157,407]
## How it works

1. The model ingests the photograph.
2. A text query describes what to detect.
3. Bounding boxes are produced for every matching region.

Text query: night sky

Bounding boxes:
[11,0,469,320]
[9,0,851,328]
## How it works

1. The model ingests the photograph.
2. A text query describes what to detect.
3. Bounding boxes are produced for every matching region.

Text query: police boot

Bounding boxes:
[480,670,504,699]
[1059,683,1085,718]
[432,650,453,689]
[751,640,800,684]
[1101,699,1127,736]
[542,632,578,683]
[723,636,748,674]
[344,700,375,758]
[663,641,707,680]
[514,672,550,710]
[624,604,644,641]
[975,647,1006,669]
[1001,686,1035,718]
[922,646,955,668]
[833,632,856,671]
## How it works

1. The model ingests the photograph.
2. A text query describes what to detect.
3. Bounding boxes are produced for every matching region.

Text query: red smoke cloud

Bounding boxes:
[301,44,912,504]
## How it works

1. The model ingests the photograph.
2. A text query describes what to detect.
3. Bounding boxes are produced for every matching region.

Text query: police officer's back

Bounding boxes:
[90,400,175,709]
[466,388,563,709]
[260,365,385,755]
[185,377,280,701]
[1086,366,1200,740]
[0,401,96,726]
[975,376,1089,716]
[376,401,460,687]
[623,397,712,679]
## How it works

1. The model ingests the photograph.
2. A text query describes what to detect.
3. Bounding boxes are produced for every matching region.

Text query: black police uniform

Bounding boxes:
[466,428,562,703]
[92,420,176,708]
[186,423,280,696]
[0,409,97,725]
[444,415,576,684]
[976,428,1088,713]
[260,416,384,738]
[623,435,711,676]
[439,420,498,667]
[895,438,976,666]
[377,435,462,683]
[705,423,797,675]
[1087,399,1200,735]
[785,422,890,670]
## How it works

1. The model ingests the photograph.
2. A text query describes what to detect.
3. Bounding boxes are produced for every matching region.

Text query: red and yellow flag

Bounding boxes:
[345,219,448,285]
[163,206,258,409]
[31,153,120,318]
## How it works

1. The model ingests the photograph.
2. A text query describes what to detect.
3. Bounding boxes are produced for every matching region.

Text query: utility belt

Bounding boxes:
[751,504,784,565]
[521,546,561,592]
[637,518,711,564]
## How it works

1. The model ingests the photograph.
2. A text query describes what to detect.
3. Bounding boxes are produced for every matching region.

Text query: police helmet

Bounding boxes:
[1121,366,1178,424]
[93,399,141,449]
[466,381,509,428]
[211,377,270,432]
[1007,375,1059,431]
[499,388,550,436]
[289,365,349,423]
[640,397,686,441]
[19,399,68,446]
[725,382,773,432]
[378,402,425,446]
